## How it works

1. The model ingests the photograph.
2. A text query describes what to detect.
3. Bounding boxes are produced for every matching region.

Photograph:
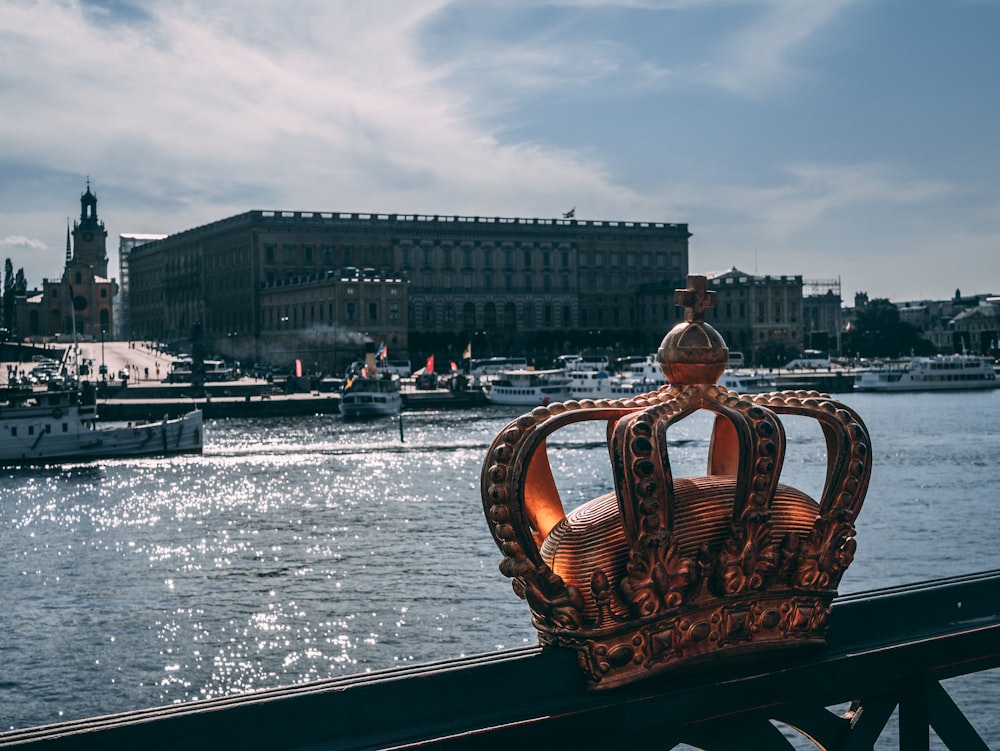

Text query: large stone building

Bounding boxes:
[128,210,691,370]
[18,183,118,340]
[703,267,805,366]
[116,232,166,341]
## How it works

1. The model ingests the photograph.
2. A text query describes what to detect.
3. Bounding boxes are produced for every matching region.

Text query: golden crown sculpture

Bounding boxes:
[481,275,872,690]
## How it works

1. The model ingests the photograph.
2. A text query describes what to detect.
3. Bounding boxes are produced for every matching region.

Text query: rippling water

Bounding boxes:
[2,391,998,745]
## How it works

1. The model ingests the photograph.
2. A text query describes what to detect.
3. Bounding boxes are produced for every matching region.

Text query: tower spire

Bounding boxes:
[66,219,72,264]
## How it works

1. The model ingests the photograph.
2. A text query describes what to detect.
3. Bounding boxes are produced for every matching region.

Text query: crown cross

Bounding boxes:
[674,276,716,323]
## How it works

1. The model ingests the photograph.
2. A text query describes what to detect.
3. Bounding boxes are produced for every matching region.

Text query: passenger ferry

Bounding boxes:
[854,354,998,392]
[340,374,402,417]
[340,346,402,418]
[718,369,777,394]
[0,383,203,463]
[482,369,572,406]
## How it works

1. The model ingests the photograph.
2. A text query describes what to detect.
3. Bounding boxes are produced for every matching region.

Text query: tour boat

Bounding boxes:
[718,369,777,394]
[0,384,203,464]
[340,374,402,417]
[853,354,998,392]
[482,369,572,406]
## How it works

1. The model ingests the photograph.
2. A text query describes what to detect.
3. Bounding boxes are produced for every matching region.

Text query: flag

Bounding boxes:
[562,207,575,219]
[376,341,387,360]
[425,354,434,373]
[295,359,302,377]
[462,342,471,359]
[450,361,458,372]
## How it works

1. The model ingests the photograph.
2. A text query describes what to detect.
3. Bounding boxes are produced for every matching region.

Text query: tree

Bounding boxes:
[2,258,13,330]
[843,298,936,358]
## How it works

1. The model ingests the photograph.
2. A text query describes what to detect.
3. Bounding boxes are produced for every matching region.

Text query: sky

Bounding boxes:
[1,0,998,304]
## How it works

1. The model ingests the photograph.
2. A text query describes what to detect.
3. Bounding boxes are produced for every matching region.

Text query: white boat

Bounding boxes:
[565,369,646,400]
[0,385,203,464]
[854,354,998,392]
[718,369,777,394]
[340,374,402,417]
[483,369,572,406]
[616,354,668,394]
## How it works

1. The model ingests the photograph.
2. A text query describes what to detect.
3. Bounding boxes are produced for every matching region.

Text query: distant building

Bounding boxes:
[17,182,118,340]
[950,303,999,354]
[703,267,804,366]
[116,232,166,341]
[802,278,842,354]
[127,210,691,370]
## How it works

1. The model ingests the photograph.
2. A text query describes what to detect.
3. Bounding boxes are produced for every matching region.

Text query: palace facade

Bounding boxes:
[127,210,692,370]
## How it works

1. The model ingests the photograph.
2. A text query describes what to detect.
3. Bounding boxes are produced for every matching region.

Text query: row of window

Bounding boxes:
[263,300,402,330]
[261,243,681,271]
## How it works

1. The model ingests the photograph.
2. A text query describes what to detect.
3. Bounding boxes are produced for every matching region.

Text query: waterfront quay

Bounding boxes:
[3,339,856,421]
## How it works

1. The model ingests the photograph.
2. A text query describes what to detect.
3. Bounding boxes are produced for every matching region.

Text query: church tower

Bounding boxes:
[70,179,110,277]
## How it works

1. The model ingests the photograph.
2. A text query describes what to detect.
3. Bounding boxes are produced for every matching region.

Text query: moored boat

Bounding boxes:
[854,354,998,392]
[339,374,402,417]
[0,384,203,464]
[718,369,777,393]
[482,368,572,406]
[340,344,403,418]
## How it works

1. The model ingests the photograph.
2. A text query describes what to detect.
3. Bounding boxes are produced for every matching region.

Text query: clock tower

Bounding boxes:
[71,179,110,277]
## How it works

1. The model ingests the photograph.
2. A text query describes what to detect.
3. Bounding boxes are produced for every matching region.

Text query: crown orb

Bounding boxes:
[657,319,729,386]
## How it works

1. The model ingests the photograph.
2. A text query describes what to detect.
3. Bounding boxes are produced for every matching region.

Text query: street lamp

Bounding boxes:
[100,329,106,380]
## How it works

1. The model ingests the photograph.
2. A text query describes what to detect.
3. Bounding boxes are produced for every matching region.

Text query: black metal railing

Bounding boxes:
[1,570,998,750]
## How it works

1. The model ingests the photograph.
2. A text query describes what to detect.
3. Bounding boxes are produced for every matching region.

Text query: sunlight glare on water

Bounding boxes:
[1,392,998,747]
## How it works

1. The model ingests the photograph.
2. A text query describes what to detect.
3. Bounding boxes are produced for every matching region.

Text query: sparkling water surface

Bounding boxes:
[1,391,998,746]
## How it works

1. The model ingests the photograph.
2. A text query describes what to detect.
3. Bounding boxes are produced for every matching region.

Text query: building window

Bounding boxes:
[265,245,275,263]
[323,246,333,265]
[368,302,378,320]
[523,272,532,291]
[304,246,313,263]
[345,302,357,321]
[284,244,295,263]
[389,302,400,321]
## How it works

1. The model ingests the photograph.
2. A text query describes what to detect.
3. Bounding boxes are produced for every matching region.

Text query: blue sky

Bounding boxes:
[1,0,998,303]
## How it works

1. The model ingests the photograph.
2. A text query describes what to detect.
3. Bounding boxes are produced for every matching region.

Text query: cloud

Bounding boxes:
[697,0,862,97]
[0,236,48,251]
